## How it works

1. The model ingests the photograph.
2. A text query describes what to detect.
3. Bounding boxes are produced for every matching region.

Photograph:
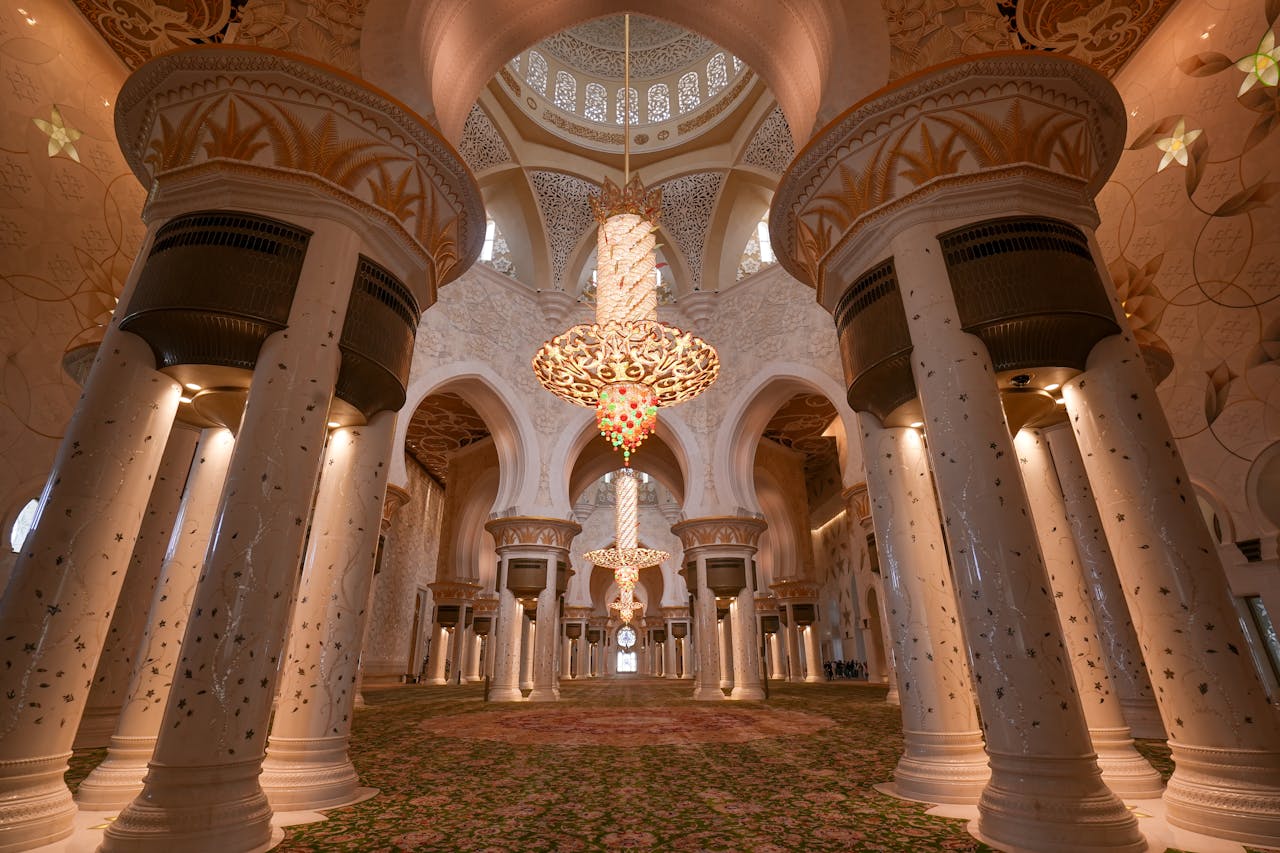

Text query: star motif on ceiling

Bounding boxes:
[1154,118,1201,172]
[32,106,83,163]
[1236,31,1279,95]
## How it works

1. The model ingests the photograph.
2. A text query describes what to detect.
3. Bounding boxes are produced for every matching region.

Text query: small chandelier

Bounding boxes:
[531,15,719,466]
[587,469,666,626]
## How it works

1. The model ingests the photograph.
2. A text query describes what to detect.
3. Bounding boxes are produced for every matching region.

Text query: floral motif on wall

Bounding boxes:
[1094,0,1280,536]
[71,0,238,68]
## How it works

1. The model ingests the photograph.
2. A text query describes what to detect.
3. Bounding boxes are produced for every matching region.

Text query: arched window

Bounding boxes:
[525,50,548,96]
[615,87,638,126]
[647,84,670,123]
[736,215,776,281]
[480,218,497,262]
[554,71,577,112]
[707,53,728,97]
[8,498,37,553]
[757,218,774,264]
[677,71,701,114]
[584,83,607,122]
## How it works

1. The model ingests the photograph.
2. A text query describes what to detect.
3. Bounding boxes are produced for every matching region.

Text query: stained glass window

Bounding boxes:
[647,84,670,123]
[678,71,700,113]
[554,70,577,111]
[525,50,548,96]
[584,83,607,122]
[707,53,728,97]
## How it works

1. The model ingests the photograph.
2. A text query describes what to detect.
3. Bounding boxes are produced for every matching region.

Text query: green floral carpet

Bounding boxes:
[61,679,1239,852]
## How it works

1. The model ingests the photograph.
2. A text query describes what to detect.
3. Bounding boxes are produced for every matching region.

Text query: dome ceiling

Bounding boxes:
[540,17,716,80]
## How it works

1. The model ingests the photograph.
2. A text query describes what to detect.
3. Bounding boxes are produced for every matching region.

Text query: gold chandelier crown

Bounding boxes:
[590,175,663,224]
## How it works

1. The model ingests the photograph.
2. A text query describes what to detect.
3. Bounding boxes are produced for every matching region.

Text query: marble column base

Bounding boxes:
[804,675,823,684]
[1119,697,1165,740]
[1163,743,1280,847]
[693,686,726,701]
[1090,727,1165,800]
[0,752,75,853]
[885,683,901,706]
[101,759,273,852]
[74,734,155,810]
[665,672,680,680]
[487,687,524,702]
[259,735,359,811]
[730,685,765,700]
[976,751,1146,853]
[526,687,560,702]
[424,677,448,686]
[892,729,991,805]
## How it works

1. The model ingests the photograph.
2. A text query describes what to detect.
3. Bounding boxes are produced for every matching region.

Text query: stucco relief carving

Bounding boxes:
[380,483,410,534]
[115,47,483,289]
[741,106,795,175]
[457,105,513,174]
[671,515,767,549]
[769,578,821,601]
[529,170,599,291]
[773,54,1125,301]
[657,171,723,290]
[882,0,1016,80]
[427,579,483,604]
[484,516,582,550]
[236,0,368,72]
[1001,0,1181,77]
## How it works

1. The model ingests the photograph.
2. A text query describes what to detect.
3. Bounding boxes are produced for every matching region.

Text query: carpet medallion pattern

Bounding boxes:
[420,706,834,746]
[61,679,1210,852]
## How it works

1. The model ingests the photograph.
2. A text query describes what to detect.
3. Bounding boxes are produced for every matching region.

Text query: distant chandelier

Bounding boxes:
[586,469,666,626]
[531,15,719,467]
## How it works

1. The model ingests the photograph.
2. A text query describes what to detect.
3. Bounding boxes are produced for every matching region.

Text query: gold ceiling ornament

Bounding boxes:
[531,13,718,466]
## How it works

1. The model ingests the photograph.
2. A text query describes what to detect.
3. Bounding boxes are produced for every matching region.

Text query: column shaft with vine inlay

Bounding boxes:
[0,226,182,849]
[1042,428,1161,739]
[853,437,991,805]
[75,428,236,811]
[772,53,1147,852]
[1015,428,1164,800]
[100,42,481,852]
[259,411,397,812]
[75,426,199,751]
[1066,334,1280,843]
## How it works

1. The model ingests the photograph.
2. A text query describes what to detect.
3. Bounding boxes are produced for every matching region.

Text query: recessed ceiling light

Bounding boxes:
[327,421,340,428]
[1044,383,1060,392]
[910,421,923,429]
[184,382,202,391]
[179,396,192,404]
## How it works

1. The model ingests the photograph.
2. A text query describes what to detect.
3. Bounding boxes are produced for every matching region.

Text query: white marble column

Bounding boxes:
[1045,426,1162,739]
[664,628,679,679]
[876,589,902,706]
[104,220,361,853]
[730,581,764,701]
[894,222,1142,851]
[467,633,484,682]
[425,624,449,685]
[768,633,786,680]
[561,636,573,679]
[76,427,199,750]
[861,419,990,804]
[519,615,535,692]
[576,629,590,679]
[681,631,694,679]
[784,610,804,683]
[487,560,523,701]
[1016,428,1164,799]
[690,565,722,700]
[75,428,236,810]
[1066,334,1280,844]
[259,412,396,811]
[717,615,733,690]
[528,562,561,702]
[0,321,181,848]
[803,625,824,682]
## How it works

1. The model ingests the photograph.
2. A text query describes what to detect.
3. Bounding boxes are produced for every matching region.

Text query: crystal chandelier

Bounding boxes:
[531,16,719,467]
[532,16,715,628]
[586,470,667,625]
